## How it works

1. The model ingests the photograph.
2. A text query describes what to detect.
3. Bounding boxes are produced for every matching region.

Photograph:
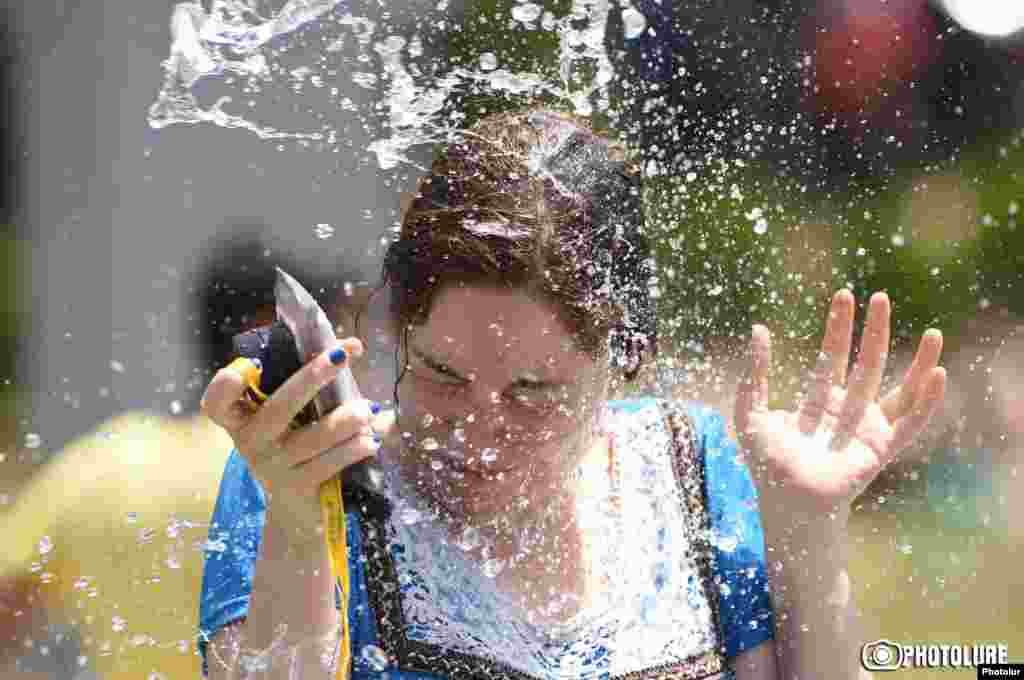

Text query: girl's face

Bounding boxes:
[387,283,610,525]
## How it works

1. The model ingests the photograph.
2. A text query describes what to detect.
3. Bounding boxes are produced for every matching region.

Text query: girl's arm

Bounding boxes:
[731,520,864,680]
[760,519,863,680]
[205,504,338,679]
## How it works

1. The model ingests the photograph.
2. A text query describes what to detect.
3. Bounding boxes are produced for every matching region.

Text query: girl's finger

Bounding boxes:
[239,337,363,455]
[200,358,260,434]
[888,367,947,458]
[288,434,382,493]
[798,293,852,434]
[836,292,890,438]
[371,408,400,447]
[879,329,943,423]
[736,325,772,448]
[750,324,772,410]
[824,289,856,386]
[279,399,377,466]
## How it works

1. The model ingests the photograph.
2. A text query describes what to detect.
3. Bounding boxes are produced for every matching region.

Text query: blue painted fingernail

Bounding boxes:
[329,347,347,365]
[249,357,262,371]
[372,433,382,444]
[370,401,381,415]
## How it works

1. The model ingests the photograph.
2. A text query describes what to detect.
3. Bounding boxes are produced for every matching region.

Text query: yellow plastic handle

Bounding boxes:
[319,477,352,680]
[226,356,269,407]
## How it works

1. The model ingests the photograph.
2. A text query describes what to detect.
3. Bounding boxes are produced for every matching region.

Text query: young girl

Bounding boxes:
[196,109,946,679]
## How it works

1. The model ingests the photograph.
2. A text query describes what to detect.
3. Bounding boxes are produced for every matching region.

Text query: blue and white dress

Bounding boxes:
[197,398,775,679]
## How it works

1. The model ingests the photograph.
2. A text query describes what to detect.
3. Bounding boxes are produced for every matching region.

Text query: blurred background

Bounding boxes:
[0,0,1021,677]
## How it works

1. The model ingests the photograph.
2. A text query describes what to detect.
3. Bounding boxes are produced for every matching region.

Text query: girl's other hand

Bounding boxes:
[734,290,947,529]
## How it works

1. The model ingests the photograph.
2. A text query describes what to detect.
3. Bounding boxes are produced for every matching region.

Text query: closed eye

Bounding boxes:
[410,345,565,392]
[411,348,469,383]
[432,361,465,381]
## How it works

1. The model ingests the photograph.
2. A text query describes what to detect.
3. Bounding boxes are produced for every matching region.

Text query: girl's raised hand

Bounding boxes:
[733,290,947,527]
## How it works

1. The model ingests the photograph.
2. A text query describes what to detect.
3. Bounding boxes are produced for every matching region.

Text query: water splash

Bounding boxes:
[148,0,345,140]
[37,535,53,555]
[360,644,390,671]
[149,0,620,170]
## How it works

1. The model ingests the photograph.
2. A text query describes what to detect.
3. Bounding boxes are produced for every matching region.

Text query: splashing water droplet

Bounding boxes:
[481,448,497,463]
[165,519,182,539]
[399,506,423,525]
[482,558,505,578]
[420,437,439,451]
[112,616,127,633]
[710,530,739,553]
[479,52,498,71]
[205,538,228,553]
[753,218,768,235]
[240,653,270,673]
[170,400,183,415]
[131,634,154,647]
[314,223,335,239]
[38,536,53,555]
[511,2,541,23]
[24,433,41,449]
[360,645,389,671]
[460,526,481,551]
[621,5,646,39]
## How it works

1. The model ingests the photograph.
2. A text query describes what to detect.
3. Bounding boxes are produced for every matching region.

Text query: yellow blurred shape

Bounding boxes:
[1,411,234,679]
[901,172,980,257]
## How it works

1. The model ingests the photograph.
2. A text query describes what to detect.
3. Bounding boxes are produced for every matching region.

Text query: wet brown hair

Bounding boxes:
[357,107,659,401]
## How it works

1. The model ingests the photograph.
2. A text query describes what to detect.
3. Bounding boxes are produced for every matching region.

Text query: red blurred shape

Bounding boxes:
[808,0,942,131]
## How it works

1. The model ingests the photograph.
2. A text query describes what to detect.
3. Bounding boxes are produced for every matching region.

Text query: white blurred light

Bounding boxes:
[940,0,1024,37]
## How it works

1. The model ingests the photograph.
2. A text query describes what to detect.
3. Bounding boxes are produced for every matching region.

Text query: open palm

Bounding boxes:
[734,290,947,524]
